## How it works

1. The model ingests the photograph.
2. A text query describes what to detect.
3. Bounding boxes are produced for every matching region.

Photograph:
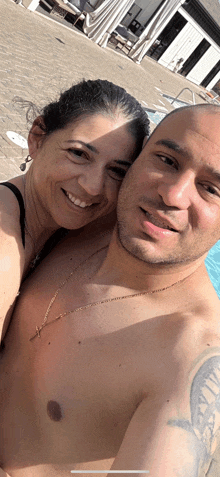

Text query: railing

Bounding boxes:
[171,87,219,106]
[170,87,196,105]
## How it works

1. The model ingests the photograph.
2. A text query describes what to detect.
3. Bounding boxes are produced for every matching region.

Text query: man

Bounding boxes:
[1,104,220,477]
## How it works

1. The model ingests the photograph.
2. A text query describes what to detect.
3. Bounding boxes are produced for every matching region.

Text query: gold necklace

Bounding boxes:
[30,245,189,341]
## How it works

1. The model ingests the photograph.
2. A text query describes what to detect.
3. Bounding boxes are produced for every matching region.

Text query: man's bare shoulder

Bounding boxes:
[112,345,220,476]
[151,303,220,391]
[115,309,220,476]
[161,295,220,351]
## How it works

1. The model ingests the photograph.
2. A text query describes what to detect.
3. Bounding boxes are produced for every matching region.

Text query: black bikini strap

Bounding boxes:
[0,182,25,247]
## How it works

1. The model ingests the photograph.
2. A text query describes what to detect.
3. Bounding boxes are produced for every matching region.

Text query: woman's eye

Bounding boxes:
[108,167,128,181]
[68,149,87,160]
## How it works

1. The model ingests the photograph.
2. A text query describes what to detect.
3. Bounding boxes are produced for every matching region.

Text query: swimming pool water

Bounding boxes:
[205,242,220,297]
[162,94,190,109]
[143,107,166,125]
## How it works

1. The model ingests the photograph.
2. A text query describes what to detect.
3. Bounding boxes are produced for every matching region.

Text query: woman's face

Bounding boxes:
[29,114,137,230]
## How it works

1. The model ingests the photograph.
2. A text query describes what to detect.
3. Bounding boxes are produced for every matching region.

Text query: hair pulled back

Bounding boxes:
[42,79,150,158]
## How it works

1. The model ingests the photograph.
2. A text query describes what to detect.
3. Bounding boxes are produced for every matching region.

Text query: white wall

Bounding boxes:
[158,22,203,71]
[187,45,220,84]
[135,0,162,24]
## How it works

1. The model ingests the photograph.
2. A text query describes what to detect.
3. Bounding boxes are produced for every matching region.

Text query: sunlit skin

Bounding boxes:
[0,112,138,345]
[116,108,220,269]
[26,114,137,232]
[2,107,220,477]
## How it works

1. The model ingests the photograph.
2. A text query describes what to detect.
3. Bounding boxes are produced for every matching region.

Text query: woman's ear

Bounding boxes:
[28,116,46,158]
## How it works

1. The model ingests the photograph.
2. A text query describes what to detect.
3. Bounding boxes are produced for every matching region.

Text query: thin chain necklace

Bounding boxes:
[30,245,190,341]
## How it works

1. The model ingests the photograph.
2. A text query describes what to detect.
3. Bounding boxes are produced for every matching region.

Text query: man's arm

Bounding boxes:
[109,351,220,477]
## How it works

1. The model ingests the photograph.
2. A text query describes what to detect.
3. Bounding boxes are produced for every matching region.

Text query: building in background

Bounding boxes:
[119,0,220,92]
[30,0,220,93]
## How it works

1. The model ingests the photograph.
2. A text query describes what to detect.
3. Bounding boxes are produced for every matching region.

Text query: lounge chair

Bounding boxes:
[50,0,93,26]
[110,24,138,55]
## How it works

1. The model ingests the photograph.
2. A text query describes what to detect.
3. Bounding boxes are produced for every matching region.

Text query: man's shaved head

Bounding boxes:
[149,103,220,142]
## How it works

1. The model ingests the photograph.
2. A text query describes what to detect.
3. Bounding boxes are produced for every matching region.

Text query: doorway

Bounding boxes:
[147,11,187,61]
[179,39,210,77]
[201,60,220,88]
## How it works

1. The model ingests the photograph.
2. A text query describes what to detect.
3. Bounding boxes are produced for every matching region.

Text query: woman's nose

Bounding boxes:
[158,174,194,210]
[78,168,105,197]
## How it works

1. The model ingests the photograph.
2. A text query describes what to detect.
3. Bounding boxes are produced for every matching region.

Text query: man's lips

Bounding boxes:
[140,207,179,233]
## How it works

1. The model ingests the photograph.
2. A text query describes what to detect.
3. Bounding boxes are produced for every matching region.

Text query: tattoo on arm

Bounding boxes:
[168,355,220,476]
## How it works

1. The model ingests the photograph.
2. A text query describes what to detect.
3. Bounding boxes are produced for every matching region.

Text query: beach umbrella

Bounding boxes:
[83,0,135,48]
[129,0,185,64]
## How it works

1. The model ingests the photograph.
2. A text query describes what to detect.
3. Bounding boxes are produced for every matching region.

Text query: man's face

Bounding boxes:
[117,108,220,267]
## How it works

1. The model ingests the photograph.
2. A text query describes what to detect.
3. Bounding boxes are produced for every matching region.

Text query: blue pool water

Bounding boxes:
[162,94,190,109]
[205,243,220,297]
[144,109,166,125]
[143,104,220,297]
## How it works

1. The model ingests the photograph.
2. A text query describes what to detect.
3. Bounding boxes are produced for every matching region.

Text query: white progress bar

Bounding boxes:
[71,471,149,474]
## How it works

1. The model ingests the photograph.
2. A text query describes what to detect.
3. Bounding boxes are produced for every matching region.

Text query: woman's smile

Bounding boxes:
[63,190,95,208]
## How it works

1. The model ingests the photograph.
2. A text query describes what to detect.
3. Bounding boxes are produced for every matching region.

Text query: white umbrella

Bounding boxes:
[83,0,135,48]
[129,0,185,64]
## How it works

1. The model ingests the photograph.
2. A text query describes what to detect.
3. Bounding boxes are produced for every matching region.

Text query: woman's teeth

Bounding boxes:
[66,191,92,208]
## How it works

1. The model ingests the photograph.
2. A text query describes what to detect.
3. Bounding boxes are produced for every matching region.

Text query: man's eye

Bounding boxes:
[108,166,128,180]
[203,184,219,196]
[158,155,177,169]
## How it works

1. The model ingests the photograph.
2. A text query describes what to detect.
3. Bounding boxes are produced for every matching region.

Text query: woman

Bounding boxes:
[0,78,150,339]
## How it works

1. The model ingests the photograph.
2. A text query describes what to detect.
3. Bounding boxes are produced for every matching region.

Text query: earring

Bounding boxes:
[20,154,32,172]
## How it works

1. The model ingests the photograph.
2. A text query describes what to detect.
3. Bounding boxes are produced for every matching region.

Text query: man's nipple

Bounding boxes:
[47,400,63,422]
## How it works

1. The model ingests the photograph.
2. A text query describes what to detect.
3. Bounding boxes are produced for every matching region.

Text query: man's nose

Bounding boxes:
[78,168,105,197]
[157,173,194,209]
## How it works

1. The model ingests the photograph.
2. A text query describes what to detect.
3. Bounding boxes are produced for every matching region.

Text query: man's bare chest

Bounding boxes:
[1,292,166,468]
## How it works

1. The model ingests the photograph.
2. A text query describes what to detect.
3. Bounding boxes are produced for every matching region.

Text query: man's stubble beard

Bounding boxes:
[116,219,210,268]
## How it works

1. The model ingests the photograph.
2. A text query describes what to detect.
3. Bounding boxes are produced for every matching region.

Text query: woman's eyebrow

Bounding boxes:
[65,139,98,153]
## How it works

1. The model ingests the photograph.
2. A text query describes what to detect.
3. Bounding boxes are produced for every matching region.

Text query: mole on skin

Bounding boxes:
[47,400,63,421]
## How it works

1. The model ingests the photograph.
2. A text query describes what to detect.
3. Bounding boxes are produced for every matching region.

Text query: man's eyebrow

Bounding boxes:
[205,166,220,183]
[65,140,98,153]
[155,139,190,158]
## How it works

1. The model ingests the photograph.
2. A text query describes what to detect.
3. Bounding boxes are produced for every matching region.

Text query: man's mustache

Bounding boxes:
[139,197,187,232]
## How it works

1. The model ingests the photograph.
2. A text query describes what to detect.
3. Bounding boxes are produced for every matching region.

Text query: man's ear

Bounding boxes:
[28,116,46,158]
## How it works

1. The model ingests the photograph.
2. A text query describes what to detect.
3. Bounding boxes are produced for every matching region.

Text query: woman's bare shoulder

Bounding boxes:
[0,182,26,340]
[0,181,23,233]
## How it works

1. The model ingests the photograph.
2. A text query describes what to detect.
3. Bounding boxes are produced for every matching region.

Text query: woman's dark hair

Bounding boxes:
[41,79,150,158]
[13,79,150,159]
